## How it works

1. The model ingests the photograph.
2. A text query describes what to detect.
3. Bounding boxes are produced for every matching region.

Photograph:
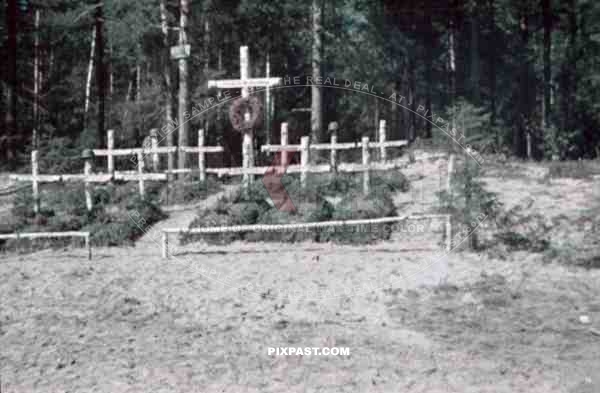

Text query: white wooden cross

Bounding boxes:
[208,46,281,187]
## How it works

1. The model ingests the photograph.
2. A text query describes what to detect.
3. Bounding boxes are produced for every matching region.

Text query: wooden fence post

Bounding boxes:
[150,128,159,171]
[31,150,40,214]
[137,151,145,198]
[82,149,93,212]
[447,154,455,194]
[300,136,310,189]
[242,112,254,188]
[107,129,114,174]
[362,136,370,194]
[379,120,387,161]
[280,122,288,170]
[167,147,175,175]
[329,122,338,171]
[242,132,251,192]
[85,232,92,260]
[162,232,169,259]
[198,128,206,182]
[446,215,452,252]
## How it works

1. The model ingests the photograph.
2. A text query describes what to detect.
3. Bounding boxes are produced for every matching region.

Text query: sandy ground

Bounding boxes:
[1,159,600,392]
[1,245,599,392]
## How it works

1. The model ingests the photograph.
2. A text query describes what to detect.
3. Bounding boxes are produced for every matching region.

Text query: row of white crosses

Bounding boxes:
[208,46,281,189]
[12,128,223,214]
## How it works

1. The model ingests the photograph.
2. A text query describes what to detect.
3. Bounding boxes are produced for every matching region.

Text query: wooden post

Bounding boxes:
[31,150,40,214]
[446,154,455,210]
[167,149,175,175]
[362,136,370,194]
[150,128,159,171]
[107,129,114,174]
[242,112,254,190]
[330,133,337,170]
[379,120,387,161]
[280,122,288,170]
[137,151,145,198]
[328,121,338,171]
[240,48,254,188]
[240,46,250,98]
[83,153,93,212]
[447,154,455,192]
[162,232,168,259]
[177,0,190,174]
[445,215,452,252]
[300,136,310,189]
[265,54,271,146]
[198,128,206,182]
[242,131,251,192]
[85,233,92,260]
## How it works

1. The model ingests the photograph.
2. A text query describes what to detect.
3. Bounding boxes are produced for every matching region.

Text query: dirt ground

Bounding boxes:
[1,158,599,392]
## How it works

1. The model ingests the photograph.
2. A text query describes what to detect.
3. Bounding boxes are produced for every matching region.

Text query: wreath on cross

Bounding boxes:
[229,96,262,131]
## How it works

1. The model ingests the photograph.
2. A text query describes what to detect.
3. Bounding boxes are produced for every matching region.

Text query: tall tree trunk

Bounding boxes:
[4,0,18,165]
[136,64,141,103]
[218,48,222,71]
[489,0,497,147]
[517,11,531,159]
[33,8,40,149]
[402,64,410,140]
[390,78,399,140]
[542,0,552,154]
[449,17,457,145]
[84,28,96,118]
[203,1,210,74]
[107,41,113,129]
[160,0,175,172]
[311,0,323,149]
[542,0,551,128]
[95,3,105,148]
[423,0,433,138]
[408,57,417,141]
[470,0,481,104]
[177,0,190,171]
[563,0,577,137]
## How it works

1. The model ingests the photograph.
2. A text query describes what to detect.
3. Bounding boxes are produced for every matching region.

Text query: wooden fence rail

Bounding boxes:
[161,214,452,258]
[8,119,449,213]
[9,150,446,213]
[95,128,223,176]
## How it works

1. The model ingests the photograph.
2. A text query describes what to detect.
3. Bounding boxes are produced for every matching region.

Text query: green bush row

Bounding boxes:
[2,182,167,249]
[181,170,409,245]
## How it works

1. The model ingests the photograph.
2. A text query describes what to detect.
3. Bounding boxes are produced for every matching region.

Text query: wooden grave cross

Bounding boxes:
[208,46,281,187]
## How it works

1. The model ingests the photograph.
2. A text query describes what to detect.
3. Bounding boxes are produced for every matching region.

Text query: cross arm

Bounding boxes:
[208,77,282,89]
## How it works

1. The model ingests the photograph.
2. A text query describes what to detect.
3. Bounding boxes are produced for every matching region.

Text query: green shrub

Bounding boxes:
[180,211,242,245]
[438,156,500,250]
[159,175,223,204]
[4,182,167,251]
[184,170,404,245]
[371,170,410,194]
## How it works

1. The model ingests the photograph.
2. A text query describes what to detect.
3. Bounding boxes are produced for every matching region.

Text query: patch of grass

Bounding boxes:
[149,175,223,204]
[483,202,552,253]
[546,159,600,179]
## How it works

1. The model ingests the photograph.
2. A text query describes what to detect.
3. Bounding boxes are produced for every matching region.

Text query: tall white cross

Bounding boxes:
[208,46,281,187]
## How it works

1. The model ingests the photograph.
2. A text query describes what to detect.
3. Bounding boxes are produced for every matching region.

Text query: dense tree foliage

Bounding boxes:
[2,0,599,169]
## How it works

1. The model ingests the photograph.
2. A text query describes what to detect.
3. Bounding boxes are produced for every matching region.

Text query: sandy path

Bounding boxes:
[137,184,239,247]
